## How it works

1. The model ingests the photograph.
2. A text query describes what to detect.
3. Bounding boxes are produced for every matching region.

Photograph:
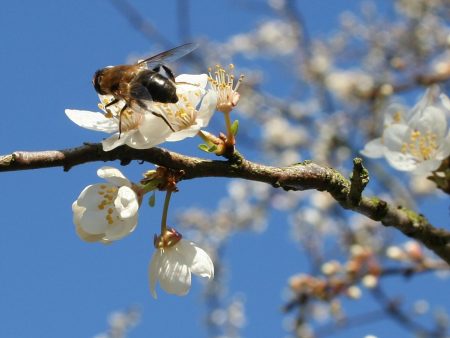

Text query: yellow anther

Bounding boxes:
[392,111,402,123]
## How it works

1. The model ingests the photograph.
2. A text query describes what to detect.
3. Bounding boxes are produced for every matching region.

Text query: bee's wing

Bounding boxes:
[137,42,199,68]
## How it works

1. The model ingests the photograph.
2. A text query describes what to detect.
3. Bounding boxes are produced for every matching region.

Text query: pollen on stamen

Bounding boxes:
[402,129,438,160]
[106,214,114,225]
[208,64,244,114]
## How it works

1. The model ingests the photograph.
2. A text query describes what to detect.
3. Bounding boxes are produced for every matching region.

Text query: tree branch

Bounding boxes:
[1,143,450,265]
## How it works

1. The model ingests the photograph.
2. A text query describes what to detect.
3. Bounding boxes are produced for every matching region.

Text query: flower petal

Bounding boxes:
[149,250,163,299]
[97,167,131,187]
[72,201,85,227]
[114,186,139,219]
[176,74,208,89]
[360,138,386,158]
[158,247,192,296]
[435,134,450,159]
[410,106,447,139]
[179,241,214,279]
[165,124,201,142]
[76,184,108,208]
[384,149,418,171]
[103,214,137,241]
[102,133,129,151]
[383,124,409,152]
[413,159,442,175]
[78,208,109,234]
[65,109,117,133]
[196,90,218,126]
[75,224,105,243]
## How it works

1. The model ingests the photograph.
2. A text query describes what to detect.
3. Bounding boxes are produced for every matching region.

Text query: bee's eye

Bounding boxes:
[93,70,105,94]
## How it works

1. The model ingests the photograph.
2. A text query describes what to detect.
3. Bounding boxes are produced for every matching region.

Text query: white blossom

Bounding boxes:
[72,167,140,243]
[65,95,172,151]
[362,87,450,174]
[65,74,217,151]
[149,230,214,298]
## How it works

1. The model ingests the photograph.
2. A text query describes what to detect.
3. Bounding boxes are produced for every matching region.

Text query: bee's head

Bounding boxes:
[92,67,111,95]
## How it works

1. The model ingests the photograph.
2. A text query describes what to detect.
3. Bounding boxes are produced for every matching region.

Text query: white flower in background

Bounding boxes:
[72,167,141,243]
[227,20,297,57]
[65,95,173,151]
[362,87,450,174]
[149,228,214,298]
[325,69,374,100]
[149,74,218,142]
[65,74,217,150]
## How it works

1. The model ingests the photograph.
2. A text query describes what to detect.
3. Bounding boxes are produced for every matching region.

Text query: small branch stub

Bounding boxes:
[349,158,369,206]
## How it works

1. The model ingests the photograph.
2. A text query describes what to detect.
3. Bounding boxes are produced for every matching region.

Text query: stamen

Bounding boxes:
[208,64,244,114]
[401,129,438,160]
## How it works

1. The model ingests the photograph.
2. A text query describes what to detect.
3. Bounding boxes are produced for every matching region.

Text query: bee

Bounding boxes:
[92,43,198,133]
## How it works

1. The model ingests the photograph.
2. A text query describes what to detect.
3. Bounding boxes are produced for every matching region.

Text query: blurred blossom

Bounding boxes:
[268,0,285,10]
[94,307,140,338]
[310,191,335,210]
[271,190,302,210]
[312,303,332,323]
[290,205,338,244]
[346,285,362,299]
[409,172,438,195]
[321,260,342,276]
[288,99,320,119]
[228,20,298,57]
[278,149,302,166]
[263,116,309,148]
[362,274,378,288]
[386,245,407,261]
[404,240,424,261]
[414,299,430,315]
[348,214,385,253]
[431,50,450,77]
[325,69,374,100]
[312,114,350,166]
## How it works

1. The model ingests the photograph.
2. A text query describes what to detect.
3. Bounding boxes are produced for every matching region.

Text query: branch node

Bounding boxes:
[348,158,369,206]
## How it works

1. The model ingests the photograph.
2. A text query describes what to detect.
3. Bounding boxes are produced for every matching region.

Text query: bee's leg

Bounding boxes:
[150,111,176,132]
[104,98,119,108]
[118,104,127,139]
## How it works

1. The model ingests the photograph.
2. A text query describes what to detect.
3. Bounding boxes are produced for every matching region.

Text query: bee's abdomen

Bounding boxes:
[137,70,178,103]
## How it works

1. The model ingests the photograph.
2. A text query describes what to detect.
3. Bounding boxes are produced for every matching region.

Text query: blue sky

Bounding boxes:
[1,1,449,338]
